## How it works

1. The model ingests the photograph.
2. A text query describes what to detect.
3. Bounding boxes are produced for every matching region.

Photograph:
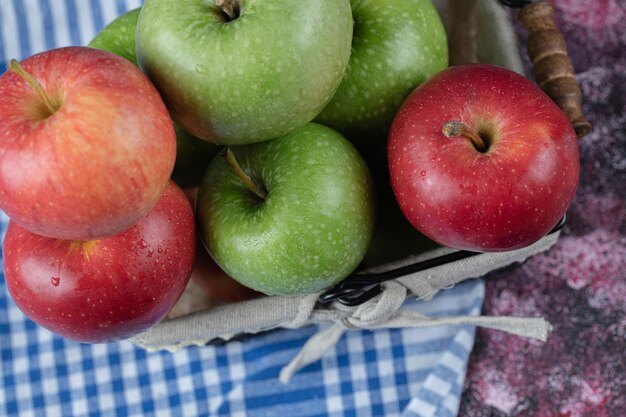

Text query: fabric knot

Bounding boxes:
[279,279,553,384]
[341,281,407,328]
[280,282,408,384]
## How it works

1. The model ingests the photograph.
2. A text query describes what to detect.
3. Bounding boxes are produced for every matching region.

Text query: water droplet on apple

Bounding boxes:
[195,65,207,74]
[139,239,148,249]
[50,277,60,286]
[420,170,427,176]
[544,143,550,148]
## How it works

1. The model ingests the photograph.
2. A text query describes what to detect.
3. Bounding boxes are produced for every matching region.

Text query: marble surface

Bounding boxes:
[460,1,626,416]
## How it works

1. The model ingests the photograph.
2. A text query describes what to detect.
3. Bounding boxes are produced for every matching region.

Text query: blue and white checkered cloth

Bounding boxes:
[0,2,484,416]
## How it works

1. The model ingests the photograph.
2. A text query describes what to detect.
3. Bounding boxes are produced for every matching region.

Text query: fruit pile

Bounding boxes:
[0,0,579,343]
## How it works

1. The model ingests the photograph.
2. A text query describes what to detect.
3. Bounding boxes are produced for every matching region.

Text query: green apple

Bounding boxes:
[88,8,219,188]
[315,0,448,146]
[88,8,141,65]
[196,123,376,296]
[136,0,353,145]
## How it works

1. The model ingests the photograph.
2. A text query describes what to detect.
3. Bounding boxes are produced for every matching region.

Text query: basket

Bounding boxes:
[129,0,582,381]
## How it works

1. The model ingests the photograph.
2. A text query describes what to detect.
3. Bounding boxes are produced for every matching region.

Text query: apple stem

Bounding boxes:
[215,0,241,21]
[8,59,60,116]
[220,147,267,200]
[442,121,487,152]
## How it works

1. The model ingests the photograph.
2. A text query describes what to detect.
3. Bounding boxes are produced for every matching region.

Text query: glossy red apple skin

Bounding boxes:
[0,46,176,240]
[2,181,196,343]
[388,64,580,252]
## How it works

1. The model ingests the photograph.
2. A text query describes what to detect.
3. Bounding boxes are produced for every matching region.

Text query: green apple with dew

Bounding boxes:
[316,0,448,146]
[136,0,353,145]
[196,123,376,296]
[89,8,219,188]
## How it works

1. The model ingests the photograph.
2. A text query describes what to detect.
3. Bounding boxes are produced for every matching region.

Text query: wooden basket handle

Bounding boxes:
[518,1,591,138]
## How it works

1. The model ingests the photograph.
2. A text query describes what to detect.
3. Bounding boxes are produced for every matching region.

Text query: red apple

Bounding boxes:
[0,46,176,240]
[2,181,196,343]
[388,64,580,252]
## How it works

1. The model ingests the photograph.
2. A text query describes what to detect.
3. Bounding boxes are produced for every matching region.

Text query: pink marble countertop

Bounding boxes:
[460,2,626,416]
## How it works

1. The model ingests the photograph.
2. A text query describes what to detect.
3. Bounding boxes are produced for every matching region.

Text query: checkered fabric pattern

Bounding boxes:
[0,2,484,416]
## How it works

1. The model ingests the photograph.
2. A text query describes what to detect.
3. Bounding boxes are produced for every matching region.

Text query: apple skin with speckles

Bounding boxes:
[2,181,196,343]
[136,0,353,145]
[315,0,448,146]
[388,64,580,252]
[184,187,260,303]
[0,46,176,240]
[196,123,376,296]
